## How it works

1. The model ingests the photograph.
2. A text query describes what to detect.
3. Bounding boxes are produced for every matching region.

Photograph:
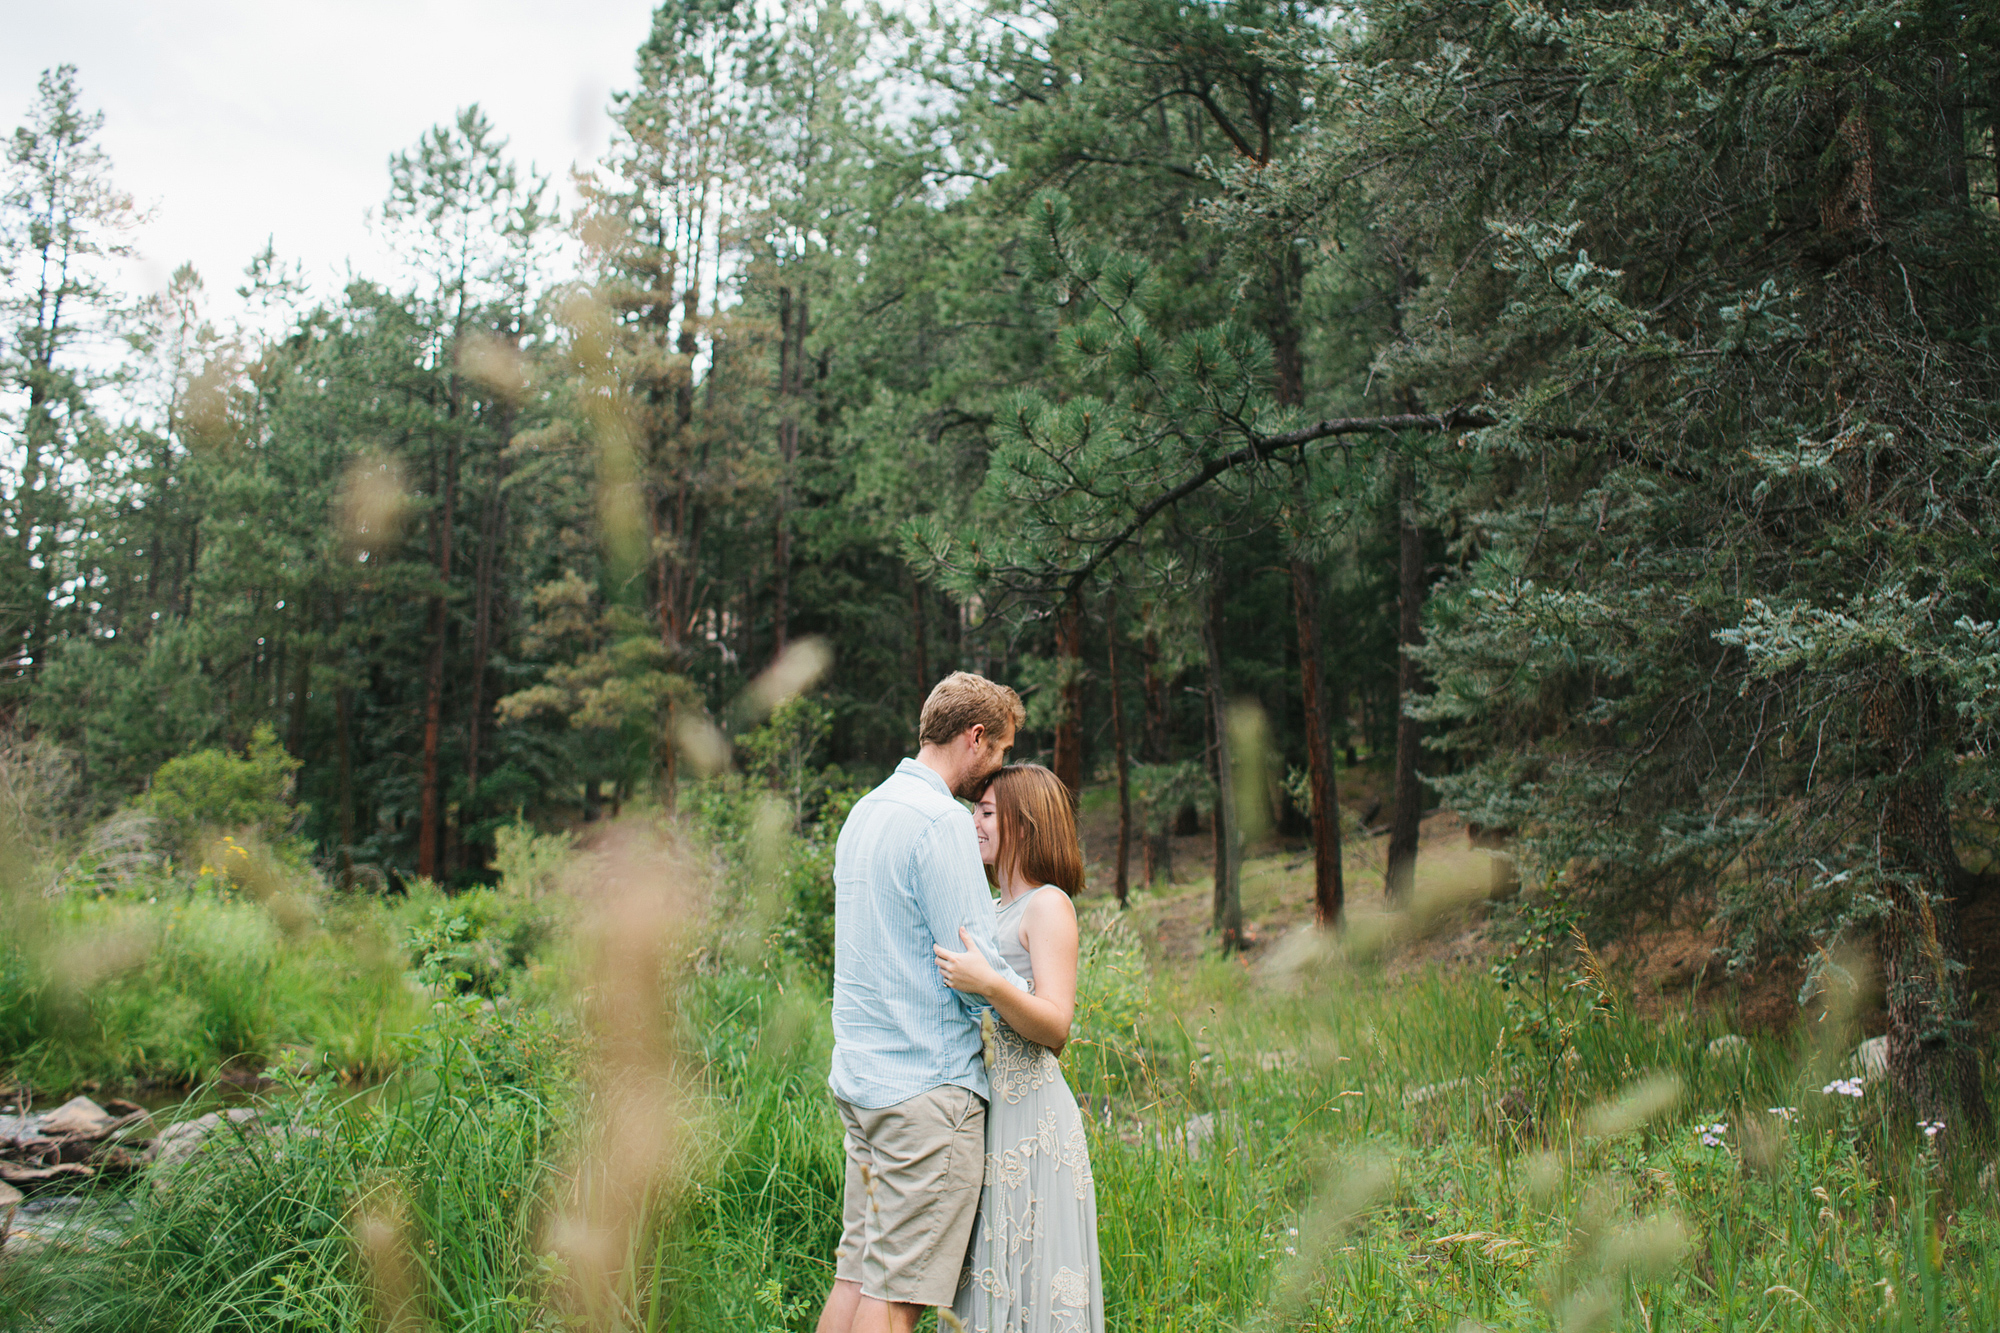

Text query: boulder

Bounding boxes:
[1707,1034,1750,1060]
[37,1096,118,1138]
[0,1161,94,1186]
[148,1108,260,1175]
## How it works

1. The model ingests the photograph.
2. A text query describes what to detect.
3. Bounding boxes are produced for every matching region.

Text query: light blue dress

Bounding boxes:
[953,886,1105,1333]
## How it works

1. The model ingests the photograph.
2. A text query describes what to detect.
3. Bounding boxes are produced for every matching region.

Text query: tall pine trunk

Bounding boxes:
[1386,456,1424,900]
[773,285,808,657]
[1204,572,1243,951]
[285,608,312,762]
[1141,626,1171,885]
[911,576,930,702]
[418,429,458,884]
[1864,671,1992,1142]
[1105,595,1132,906]
[335,681,355,890]
[464,397,513,870]
[1291,558,1344,924]
[1052,599,1084,796]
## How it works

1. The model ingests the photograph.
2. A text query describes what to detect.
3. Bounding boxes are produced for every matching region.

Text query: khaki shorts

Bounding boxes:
[834,1085,986,1307]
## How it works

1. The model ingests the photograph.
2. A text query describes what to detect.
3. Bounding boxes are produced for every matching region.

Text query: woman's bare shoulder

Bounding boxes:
[1025,884,1079,931]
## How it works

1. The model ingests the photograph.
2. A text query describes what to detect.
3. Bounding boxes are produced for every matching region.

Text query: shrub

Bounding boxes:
[143,726,301,854]
[491,820,576,898]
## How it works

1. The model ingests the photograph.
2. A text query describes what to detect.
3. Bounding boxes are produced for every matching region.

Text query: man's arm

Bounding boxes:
[913,813,1025,1000]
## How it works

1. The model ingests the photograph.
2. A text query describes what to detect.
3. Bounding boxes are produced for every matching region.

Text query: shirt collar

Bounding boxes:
[898,756,953,798]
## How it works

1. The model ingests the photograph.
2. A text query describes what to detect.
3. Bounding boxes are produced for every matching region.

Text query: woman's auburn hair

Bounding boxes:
[984,763,1085,897]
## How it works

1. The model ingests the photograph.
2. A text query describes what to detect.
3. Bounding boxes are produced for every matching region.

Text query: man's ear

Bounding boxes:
[965,723,985,750]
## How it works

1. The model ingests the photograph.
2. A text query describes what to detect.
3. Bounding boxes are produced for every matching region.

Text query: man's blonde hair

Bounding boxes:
[918,671,1024,746]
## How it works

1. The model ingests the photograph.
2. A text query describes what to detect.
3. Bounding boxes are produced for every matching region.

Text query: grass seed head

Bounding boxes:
[1581,1072,1682,1138]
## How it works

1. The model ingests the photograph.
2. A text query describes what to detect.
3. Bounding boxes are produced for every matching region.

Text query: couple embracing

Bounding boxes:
[816,672,1104,1333]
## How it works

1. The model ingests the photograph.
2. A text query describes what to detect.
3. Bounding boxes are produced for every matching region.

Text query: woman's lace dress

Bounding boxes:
[952,885,1105,1333]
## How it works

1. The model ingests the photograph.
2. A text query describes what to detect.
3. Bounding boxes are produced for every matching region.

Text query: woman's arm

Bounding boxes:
[933,890,1080,1053]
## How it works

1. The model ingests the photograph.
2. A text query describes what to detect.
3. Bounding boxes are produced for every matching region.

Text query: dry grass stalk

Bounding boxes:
[541,818,701,1328]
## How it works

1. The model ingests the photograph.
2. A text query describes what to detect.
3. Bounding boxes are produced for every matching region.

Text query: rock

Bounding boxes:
[1854,1036,1888,1078]
[0,1161,94,1186]
[2,1193,132,1256]
[0,1116,50,1153]
[0,1179,20,1247]
[147,1108,260,1175]
[1403,1076,1472,1106]
[1158,1112,1219,1159]
[36,1096,117,1138]
[1707,1035,1749,1059]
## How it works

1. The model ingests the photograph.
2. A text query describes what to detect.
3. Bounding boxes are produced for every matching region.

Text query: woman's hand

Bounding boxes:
[934,927,1003,997]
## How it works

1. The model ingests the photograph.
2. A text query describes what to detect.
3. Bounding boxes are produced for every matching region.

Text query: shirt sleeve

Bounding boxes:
[912,810,1027,1005]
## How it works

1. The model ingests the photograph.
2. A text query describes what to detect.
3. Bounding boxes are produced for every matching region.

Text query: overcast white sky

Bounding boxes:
[2,0,660,314]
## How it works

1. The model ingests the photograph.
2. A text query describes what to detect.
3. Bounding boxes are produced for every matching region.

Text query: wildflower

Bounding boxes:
[1821,1077,1865,1098]
[1766,1106,1798,1122]
[1919,1119,1944,1140]
[1694,1121,1728,1147]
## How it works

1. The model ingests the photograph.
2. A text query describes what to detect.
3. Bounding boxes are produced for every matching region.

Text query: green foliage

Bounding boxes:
[491,820,577,898]
[0,886,421,1090]
[1,1003,576,1333]
[1128,761,1211,837]
[396,880,569,1000]
[681,769,857,983]
[734,695,837,826]
[142,725,301,854]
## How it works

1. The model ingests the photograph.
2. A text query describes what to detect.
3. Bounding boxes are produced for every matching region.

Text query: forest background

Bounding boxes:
[5,0,2000,1154]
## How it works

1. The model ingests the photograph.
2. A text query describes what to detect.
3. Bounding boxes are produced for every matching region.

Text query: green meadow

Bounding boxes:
[5,791,1997,1332]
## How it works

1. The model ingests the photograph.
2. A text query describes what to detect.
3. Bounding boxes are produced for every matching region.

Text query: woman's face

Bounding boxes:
[973,789,1000,867]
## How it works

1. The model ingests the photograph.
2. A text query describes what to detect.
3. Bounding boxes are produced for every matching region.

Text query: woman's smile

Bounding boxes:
[973,790,1000,865]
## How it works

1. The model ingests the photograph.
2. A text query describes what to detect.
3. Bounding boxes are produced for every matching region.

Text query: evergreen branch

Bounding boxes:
[1058,406,1500,601]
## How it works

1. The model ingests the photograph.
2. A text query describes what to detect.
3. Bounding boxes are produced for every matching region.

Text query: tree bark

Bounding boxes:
[285,613,312,762]
[1106,595,1132,906]
[1204,572,1243,951]
[335,681,355,890]
[464,397,513,871]
[1291,557,1344,925]
[1052,598,1084,797]
[1141,626,1171,884]
[773,284,808,658]
[1864,671,1992,1143]
[912,575,931,703]
[418,433,457,884]
[1386,456,1424,901]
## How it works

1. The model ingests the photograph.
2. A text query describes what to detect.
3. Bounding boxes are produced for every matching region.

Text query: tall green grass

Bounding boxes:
[0,874,570,1093]
[6,876,1998,1331]
[1,1006,575,1332]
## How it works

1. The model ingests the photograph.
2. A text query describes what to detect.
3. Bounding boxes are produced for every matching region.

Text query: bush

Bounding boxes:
[143,726,301,854]
[0,888,423,1090]
[491,820,577,898]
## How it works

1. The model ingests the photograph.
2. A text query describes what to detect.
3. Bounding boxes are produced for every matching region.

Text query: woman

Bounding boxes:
[934,763,1104,1333]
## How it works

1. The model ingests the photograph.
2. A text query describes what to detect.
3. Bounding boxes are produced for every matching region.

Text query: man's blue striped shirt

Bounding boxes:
[828,758,1020,1109]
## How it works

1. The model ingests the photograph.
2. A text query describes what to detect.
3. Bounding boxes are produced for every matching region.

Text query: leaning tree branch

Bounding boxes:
[1058,406,1503,602]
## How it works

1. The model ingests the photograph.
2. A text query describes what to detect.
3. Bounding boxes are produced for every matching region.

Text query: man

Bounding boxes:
[817,671,1026,1333]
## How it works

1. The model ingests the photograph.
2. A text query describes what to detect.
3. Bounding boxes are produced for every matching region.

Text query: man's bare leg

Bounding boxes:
[815,1281,921,1333]
[816,1279,862,1333]
[851,1295,923,1333]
